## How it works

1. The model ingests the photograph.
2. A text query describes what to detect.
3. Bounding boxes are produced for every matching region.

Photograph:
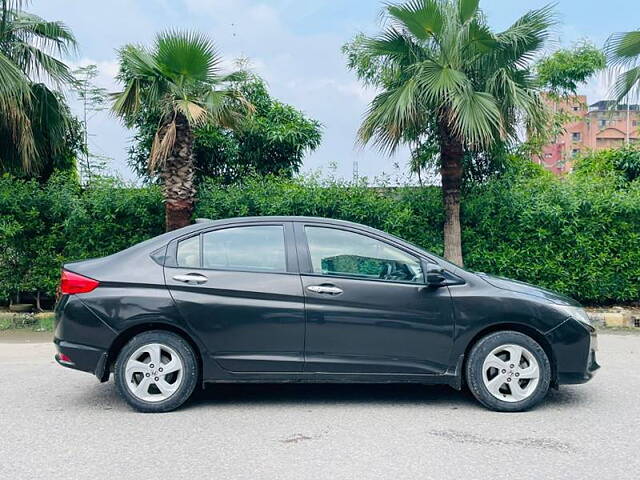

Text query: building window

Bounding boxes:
[571,149,580,157]
[544,153,553,158]
[599,119,607,128]
[571,132,581,141]
[572,105,580,112]
[633,120,638,127]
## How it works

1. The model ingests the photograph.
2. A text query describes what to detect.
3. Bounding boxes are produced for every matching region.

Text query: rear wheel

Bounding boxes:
[114,331,198,413]
[465,331,551,412]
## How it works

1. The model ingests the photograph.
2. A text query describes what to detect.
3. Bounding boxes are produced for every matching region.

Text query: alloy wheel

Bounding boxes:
[125,343,184,402]
[481,344,540,402]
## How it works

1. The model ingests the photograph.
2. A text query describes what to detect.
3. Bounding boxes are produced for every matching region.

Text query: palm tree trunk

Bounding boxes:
[162,113,196,231]
[439,123,464,266]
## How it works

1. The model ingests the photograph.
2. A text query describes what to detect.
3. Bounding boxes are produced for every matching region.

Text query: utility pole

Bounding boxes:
[626,96,631,146]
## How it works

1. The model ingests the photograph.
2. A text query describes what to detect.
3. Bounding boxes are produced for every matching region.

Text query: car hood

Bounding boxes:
[477,273,580,306]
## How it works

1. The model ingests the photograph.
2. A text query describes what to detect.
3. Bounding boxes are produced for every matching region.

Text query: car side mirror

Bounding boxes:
[424,262,446,286]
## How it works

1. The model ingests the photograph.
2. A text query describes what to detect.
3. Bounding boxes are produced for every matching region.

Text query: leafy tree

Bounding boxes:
[128,74,322,185]
[71,64,111,183]
[536,41,606,96]
[0,0,79,178]
[606,29,640,101]
[345,0,553,265]
[519,42,605,163]
[573,145,640,184]
[112,30,253,231]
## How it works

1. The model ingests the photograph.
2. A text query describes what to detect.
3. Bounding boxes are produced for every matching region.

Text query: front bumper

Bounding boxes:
[546,319,600,385]
[54,338,110,381]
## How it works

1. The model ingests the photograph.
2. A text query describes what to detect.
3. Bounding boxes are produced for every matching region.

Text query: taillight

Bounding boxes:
[58,353,73,363]
[59,270,100,294]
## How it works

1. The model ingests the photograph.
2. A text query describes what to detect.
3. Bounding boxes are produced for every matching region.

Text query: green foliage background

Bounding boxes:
[1,152,639,305]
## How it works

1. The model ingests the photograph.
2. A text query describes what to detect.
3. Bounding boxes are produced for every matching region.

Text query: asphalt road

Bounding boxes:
[1,331,639,480]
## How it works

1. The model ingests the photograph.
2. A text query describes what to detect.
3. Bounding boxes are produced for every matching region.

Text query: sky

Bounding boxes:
[30,0,639,182]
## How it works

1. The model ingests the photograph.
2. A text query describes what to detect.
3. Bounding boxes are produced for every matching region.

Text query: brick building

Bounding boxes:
[535,95,640,174]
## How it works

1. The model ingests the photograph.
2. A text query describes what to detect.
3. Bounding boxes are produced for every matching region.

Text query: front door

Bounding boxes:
[296,223,454,375]
[165,222,305,373]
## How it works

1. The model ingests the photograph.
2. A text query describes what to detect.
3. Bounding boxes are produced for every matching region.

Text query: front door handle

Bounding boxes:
[307,285,343,295]
[172,273,208,285]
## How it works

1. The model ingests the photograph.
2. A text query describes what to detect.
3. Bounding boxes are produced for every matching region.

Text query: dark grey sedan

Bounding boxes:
[54,216,598,412]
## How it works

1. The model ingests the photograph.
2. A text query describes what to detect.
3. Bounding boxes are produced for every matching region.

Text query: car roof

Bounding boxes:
[195,215,378,229]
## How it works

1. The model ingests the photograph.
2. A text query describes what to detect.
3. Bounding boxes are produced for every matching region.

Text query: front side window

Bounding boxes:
[202,225,286,272]
[305,226,423,283]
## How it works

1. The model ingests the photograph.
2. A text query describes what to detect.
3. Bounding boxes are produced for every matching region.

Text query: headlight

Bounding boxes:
[556,305,592,327]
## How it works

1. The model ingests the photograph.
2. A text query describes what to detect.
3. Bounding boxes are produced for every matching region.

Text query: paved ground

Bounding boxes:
[1,331,639,480]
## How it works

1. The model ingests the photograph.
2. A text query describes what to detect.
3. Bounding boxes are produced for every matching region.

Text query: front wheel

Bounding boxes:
[114,330,199,413]
[466,331,551,412]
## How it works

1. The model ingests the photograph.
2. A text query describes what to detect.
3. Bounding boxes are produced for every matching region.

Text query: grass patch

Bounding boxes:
[0,312,55,331]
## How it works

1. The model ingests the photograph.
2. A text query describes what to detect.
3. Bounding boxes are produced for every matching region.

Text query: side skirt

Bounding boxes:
[202,369,463,388]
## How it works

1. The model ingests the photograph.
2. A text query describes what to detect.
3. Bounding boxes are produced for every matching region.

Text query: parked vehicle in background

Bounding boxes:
[54,216,599,413]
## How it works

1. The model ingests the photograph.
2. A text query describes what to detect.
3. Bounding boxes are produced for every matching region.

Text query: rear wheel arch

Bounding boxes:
[462,323,557,387]
[105,322,204,384]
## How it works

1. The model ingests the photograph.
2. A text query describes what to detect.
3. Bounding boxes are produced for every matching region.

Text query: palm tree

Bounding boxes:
[606,29,640,101]
[354,0,553,265]
[0,0,77,175]
[113,31,254,231]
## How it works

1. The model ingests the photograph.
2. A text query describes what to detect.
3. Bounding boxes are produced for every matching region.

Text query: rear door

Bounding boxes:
[165,221,305,373]
[295,222,454,375]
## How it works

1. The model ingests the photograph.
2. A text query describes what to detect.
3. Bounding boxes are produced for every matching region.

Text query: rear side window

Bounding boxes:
[202,225,286,272]
[177,236,200,267]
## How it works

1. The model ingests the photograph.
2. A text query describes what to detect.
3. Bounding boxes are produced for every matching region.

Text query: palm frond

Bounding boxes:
[387,0,444,41]
[155,30,221,82]
[358,77,424,153]
[364,26,426,65]
[466,20,498,54]
[28,82,71,157]
[493,4,556,69]
[9,12,77,56]
[449,88,502,147]
[0,1,77,175]
[413,60,469,103]
[203,88,254,129]
[175,99,208,125]
[111,78,142,119]
[117,44,158,78]
[611,66,640,102]
[9,42,74,83]
[149,119,177,172]
[605,31,640,67]
[0,50,29,101]
[458,0,479,24]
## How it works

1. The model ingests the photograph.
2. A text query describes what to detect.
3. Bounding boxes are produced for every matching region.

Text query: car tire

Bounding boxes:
[465,331,551,412]
[114,330,199,413]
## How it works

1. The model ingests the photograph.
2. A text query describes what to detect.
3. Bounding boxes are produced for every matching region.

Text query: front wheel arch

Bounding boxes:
[462,323,557,388]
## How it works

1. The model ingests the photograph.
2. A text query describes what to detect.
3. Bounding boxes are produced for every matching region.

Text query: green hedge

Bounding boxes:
[0,174,164,302]
[1,164,639,305]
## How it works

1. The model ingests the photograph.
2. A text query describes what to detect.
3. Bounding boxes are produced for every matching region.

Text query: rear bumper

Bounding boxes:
[53,294,116,382]
[546,318,600,385]
[54,338,110,381]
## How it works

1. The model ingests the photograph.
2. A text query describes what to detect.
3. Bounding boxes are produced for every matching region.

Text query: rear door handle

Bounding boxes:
[307,285,343,295]
[172,273,208,285]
